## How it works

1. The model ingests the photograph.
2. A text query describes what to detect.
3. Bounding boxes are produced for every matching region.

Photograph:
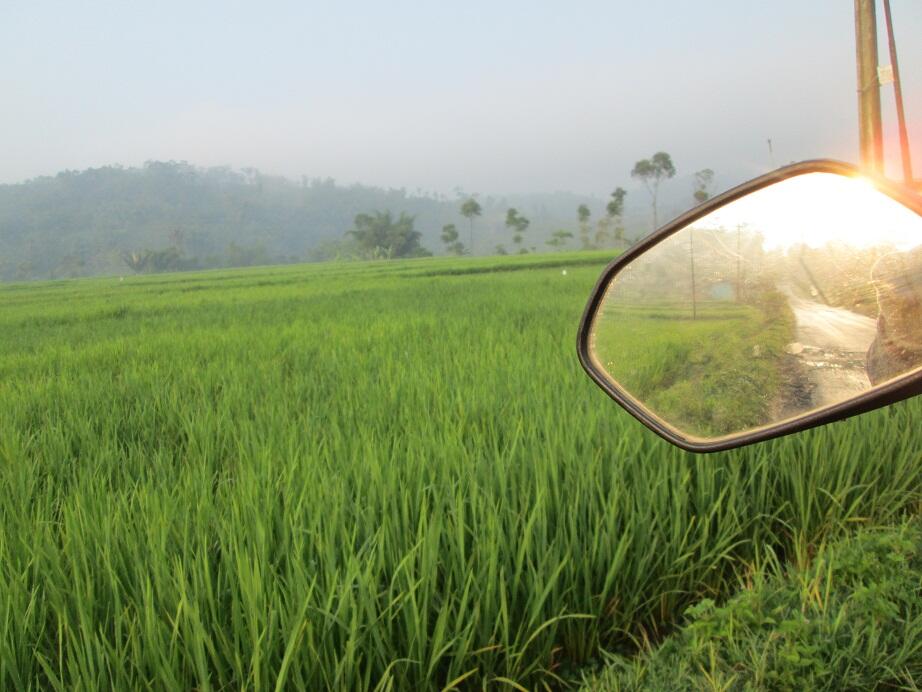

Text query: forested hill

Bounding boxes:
[0,161,605,281]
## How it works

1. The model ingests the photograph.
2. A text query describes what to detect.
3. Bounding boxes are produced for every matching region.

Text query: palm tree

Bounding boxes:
[460,198,482,255]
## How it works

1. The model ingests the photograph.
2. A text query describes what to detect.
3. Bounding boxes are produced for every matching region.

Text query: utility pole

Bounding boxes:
[689,230,697,320]
[736,224,742,302]
[854,0,884,174]
[881,0,913,185]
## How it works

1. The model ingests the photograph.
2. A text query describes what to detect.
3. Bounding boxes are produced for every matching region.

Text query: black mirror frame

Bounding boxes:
[577,159,922,453]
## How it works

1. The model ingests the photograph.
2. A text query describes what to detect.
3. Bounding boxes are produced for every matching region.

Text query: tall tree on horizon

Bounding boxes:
[440,223,465,255]
[631,152,675,231]
[577,203,592,249]
[607,187,627,247]
[347,210,431,259]
[688,170,715,321]
[459,197,482,255]
[693,168,715,204]
[505,208,530,253]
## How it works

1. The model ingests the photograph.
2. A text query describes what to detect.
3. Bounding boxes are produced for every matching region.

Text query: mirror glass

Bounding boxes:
[589,172,922,442]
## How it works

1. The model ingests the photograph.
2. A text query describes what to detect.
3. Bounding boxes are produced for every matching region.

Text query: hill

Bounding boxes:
[0,162,611,281]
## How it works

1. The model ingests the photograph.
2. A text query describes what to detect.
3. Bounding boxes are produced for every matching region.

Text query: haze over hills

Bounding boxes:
[0,160,706,282]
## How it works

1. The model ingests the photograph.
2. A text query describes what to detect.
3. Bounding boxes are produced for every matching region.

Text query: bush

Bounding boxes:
[585,520,922,690]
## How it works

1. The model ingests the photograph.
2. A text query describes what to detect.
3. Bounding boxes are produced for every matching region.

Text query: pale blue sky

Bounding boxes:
[2,1,920,196]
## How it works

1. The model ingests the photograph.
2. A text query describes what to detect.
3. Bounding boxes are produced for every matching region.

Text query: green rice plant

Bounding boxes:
[0,251,920,690]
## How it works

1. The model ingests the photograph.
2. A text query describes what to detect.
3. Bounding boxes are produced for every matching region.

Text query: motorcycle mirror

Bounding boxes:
[578,160,922,452]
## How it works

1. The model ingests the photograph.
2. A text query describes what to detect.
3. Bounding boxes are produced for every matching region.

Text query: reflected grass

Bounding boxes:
[594,295,794,438]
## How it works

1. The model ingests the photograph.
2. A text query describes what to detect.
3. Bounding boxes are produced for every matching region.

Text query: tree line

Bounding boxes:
[0,156,716,279]
[1,162,609,280]
[133,151,716,265]
[422,152,714,259]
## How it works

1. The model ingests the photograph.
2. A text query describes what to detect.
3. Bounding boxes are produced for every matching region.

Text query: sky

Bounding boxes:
[2,0,921,198]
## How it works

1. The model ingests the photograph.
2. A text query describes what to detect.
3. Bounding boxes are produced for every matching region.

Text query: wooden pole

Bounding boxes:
[736,225,742,302]
[689,230,697,320]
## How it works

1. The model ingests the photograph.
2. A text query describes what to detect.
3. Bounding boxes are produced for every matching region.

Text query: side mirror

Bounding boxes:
[578,160,922,452]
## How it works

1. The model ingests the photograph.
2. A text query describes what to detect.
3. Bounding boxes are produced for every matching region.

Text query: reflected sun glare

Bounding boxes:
[696,173,922,252]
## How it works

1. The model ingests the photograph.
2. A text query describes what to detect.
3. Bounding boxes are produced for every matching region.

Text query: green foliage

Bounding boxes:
[306,237,363,262]
[607,188,628,247]
[578,204,594,250]
[0,163,609,280]
[460,196,482,220]
[505,207,529,233]
[594,216,613,249]
[0,162,450,279]
[1,253,921,689]
[440,223,459,244]
[347,210,432,259]
[631,152,676,183]
[606,187,627,219]
[585,520,922,690]
[693,168,715,204]
[440,223,465,255]
[632,152,676,229]
[121,246,189,274]
[460,197,483,254]
[506,208,531,250]
[547,229,574,249]
[584,188,629,251]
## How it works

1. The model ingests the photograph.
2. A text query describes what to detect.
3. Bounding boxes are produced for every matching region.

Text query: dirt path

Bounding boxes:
[785,296,877,409]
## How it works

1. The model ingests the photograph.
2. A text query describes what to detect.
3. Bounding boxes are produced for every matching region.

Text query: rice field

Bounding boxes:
[1,252,920,690]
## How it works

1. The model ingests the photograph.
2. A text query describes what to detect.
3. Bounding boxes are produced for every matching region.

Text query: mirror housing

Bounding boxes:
[578,160,922,452]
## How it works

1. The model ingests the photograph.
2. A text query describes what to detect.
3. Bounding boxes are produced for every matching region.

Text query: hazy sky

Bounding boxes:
[2,1,920,196]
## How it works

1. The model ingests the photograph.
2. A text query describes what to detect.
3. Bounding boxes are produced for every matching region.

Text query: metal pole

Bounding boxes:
[854,0,884,174]
[881,0,913,185]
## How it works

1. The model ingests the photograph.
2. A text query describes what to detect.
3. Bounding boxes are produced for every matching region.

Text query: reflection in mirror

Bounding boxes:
[590,173,922,441]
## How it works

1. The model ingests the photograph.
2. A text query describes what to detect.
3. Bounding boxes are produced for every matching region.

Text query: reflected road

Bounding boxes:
[786,297,876,408]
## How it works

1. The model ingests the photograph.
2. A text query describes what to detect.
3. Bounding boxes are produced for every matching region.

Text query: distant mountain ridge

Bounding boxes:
[0,161,625,281]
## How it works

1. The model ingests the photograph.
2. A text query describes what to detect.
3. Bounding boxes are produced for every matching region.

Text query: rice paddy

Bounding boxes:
[1,252,920,689]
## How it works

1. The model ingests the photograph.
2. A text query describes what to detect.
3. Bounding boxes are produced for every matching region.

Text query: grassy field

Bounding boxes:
[592,292,794,439]
[1,252,921,690]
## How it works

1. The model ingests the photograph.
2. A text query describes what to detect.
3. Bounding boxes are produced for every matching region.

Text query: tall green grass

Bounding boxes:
[1,252,920,689]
